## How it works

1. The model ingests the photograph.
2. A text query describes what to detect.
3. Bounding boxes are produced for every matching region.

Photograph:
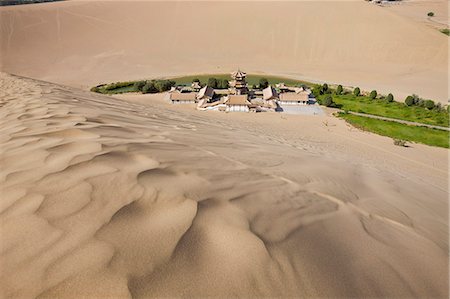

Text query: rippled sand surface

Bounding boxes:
[0,73,448,298]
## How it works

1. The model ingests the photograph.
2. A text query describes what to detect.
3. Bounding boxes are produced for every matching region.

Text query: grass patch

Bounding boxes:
[318,93,448,127]
[91,81,137,94]
[339,113,449,148]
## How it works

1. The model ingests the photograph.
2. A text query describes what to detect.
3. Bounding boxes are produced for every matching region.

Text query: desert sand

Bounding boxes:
[0,0,448,103]
[384,0,448,30]
[0,72,448,298]
[1,0,449,297]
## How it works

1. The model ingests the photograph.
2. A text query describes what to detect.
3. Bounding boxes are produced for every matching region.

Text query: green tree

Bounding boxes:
[153,80,175,92]
[207,77,218,88]
[323,95,334,107]
[424,100,435,110]
[220,79,229,89]
[405,96,414,106]
[369,90,377,100]
[312,85,323,97]
[142,82,158,94]
[336,85,343,95]
[259,78,269,89]
[386,93,394,102]
[133,80,146,92]
[353,87,361,97]
[322,83,328,92]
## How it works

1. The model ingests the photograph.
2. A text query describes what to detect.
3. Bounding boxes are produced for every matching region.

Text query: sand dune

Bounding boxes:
[385,0,448,29]
[0,72,448,298]
[0,0,447,103]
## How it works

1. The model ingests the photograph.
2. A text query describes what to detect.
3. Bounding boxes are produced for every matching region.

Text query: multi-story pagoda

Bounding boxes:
[229,69,248,95]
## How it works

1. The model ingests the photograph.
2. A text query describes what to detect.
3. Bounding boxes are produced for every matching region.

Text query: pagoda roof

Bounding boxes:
[231,69,247,79]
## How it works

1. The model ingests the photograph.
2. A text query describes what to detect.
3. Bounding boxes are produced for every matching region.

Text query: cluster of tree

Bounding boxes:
[259,78,269,89]
[323,95,336,107]
[312,83,332,97]
[404,95,443,111]
[205,78,229,89]
[367,89,394,102]
[103,81,135,91]
[315,83,397,104]
[134,80,176,94]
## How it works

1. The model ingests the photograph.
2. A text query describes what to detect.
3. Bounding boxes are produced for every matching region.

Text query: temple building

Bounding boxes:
[225,95,251,112]
[263,86,279,101]
[279,92,309,105]
[168,92,198,104]
[197,86,215,102]
[229,69,248,95]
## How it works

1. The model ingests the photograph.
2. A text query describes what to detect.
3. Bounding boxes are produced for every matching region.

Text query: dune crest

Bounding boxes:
[0,73,448,298]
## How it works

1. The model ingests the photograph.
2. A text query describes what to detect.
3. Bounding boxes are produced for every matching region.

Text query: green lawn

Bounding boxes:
[92,83,137,94]
[339,113,449,148]
[169,73,314,88]
[318,94,448,127]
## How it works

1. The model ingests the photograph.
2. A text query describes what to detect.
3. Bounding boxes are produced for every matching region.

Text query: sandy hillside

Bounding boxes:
[0,0,447,103]
[0,72,448,298]
[384,0,448,30]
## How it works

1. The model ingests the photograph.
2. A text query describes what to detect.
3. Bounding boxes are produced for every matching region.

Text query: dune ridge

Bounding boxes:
[0,72,448,298]
[0,0,447,103]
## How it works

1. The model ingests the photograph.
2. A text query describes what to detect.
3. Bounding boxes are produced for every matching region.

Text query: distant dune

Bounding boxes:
[0,0,447,102]
[0,72,448,298]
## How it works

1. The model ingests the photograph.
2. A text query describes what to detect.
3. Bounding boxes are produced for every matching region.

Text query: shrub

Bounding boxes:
[142,82,158,94]
[133,80,146,92]
[386,93,394,102]
[323,95,334,107]
[369,90,377,100]
[259,78,269,89]
[322,83,328,92]
[393,139,407,147]
[313,84,325,97]
[220,79,229,89]
[90,86,99,93]
[427,12,434,17]
[405,96,414,106]
[207,78,218,88]
[336,85,343,95]
[441,29,450,36]
[424,100,435,110]
[353,87,361,97]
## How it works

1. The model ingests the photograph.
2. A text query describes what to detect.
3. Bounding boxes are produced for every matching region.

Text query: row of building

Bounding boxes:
[165,70,316,112]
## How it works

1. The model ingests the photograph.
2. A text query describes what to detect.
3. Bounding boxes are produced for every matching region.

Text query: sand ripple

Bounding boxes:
[0,73,447,298]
